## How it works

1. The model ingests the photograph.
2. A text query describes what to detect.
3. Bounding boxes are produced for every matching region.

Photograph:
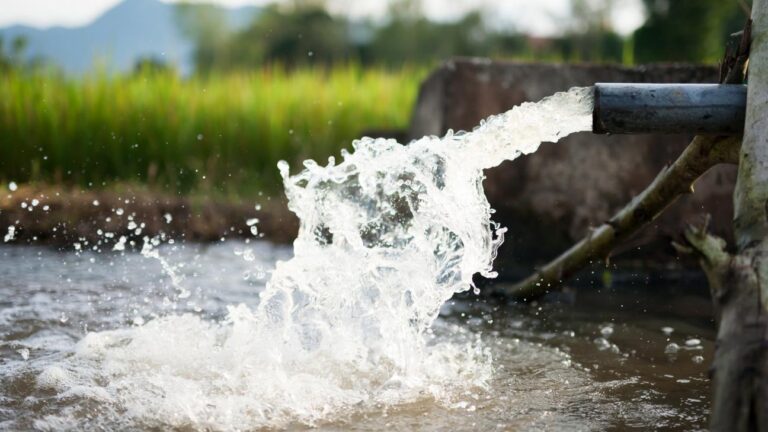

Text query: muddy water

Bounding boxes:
[0,242,713,431]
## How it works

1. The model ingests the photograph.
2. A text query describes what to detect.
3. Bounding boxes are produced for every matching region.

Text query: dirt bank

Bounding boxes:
[0,184,298,248]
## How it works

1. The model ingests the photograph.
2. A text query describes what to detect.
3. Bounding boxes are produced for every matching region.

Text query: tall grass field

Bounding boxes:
[0,65,425,195]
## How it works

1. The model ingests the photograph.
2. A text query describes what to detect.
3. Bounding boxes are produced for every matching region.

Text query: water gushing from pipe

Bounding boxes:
[41,87,594,430]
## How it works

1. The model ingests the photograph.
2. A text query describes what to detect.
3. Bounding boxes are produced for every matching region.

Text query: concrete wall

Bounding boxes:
[408,58,734,278]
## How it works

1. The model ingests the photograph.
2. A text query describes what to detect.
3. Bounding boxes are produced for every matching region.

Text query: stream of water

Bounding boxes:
[0,88,714,430]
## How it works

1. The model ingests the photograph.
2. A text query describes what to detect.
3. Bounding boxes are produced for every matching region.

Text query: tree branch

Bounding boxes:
[501,135,740,300]
[678,215,732,319]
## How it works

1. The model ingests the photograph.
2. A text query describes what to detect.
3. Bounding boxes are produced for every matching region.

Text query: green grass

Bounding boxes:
[0,65,425,195]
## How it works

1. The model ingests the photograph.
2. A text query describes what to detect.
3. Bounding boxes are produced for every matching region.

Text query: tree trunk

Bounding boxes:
[706,1,768,429]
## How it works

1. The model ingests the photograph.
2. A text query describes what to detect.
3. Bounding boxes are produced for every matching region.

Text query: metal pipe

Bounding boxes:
[593,83,746,135]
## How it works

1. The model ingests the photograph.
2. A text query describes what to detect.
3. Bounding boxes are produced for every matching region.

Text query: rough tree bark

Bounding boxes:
[685,2,768,429]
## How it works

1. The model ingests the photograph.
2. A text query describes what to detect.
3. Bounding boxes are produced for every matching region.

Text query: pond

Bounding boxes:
[0,241,713,431]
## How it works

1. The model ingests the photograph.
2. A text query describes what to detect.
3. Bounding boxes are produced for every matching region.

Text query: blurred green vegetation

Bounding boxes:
[176,0,633,71]
[0,65,424,195]
[635,0,748,63]
[175,0,749,73]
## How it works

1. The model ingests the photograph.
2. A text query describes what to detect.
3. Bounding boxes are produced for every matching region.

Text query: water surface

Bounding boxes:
[0,243,713,430]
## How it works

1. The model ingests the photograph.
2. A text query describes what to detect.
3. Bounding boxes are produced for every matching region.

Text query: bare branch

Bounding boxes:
[501,135,740,300]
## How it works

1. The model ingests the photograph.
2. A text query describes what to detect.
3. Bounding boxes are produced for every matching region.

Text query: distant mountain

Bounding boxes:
[0,0,259,74]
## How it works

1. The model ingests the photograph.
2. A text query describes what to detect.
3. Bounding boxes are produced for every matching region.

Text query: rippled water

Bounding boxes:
[1,243,714,430]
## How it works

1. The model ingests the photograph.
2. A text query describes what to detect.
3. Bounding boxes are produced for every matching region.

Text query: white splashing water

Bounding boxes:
[42,87,594,430]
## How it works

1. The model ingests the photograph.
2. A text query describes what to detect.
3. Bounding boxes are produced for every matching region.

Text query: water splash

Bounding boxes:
[40,87,594,429]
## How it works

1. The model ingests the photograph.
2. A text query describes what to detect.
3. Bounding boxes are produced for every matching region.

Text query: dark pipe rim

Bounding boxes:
[592,84,605,134]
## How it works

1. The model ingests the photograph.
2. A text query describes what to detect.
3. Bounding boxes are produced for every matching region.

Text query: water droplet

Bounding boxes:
[4,225,16,242]
[593,337,611,350]
[685,338,701,347]
[8,181,17,191]
[17,348,29,360]
[113,236,127,251]
[241,250,255,262]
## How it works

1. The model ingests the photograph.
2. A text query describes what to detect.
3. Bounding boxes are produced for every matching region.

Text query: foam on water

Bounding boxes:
[37,87,594,429]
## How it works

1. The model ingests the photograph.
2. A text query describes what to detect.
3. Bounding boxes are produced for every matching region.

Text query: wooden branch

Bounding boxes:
[680,216,731,319]
[721,19,752,84]
[501,135,740,300]
[682,217,730,274]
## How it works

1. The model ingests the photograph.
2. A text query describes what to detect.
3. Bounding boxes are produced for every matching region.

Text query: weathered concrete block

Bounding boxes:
[408,58,733,278]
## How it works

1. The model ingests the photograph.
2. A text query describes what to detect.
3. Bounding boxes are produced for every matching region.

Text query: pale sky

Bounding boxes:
[0,0,647,37]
